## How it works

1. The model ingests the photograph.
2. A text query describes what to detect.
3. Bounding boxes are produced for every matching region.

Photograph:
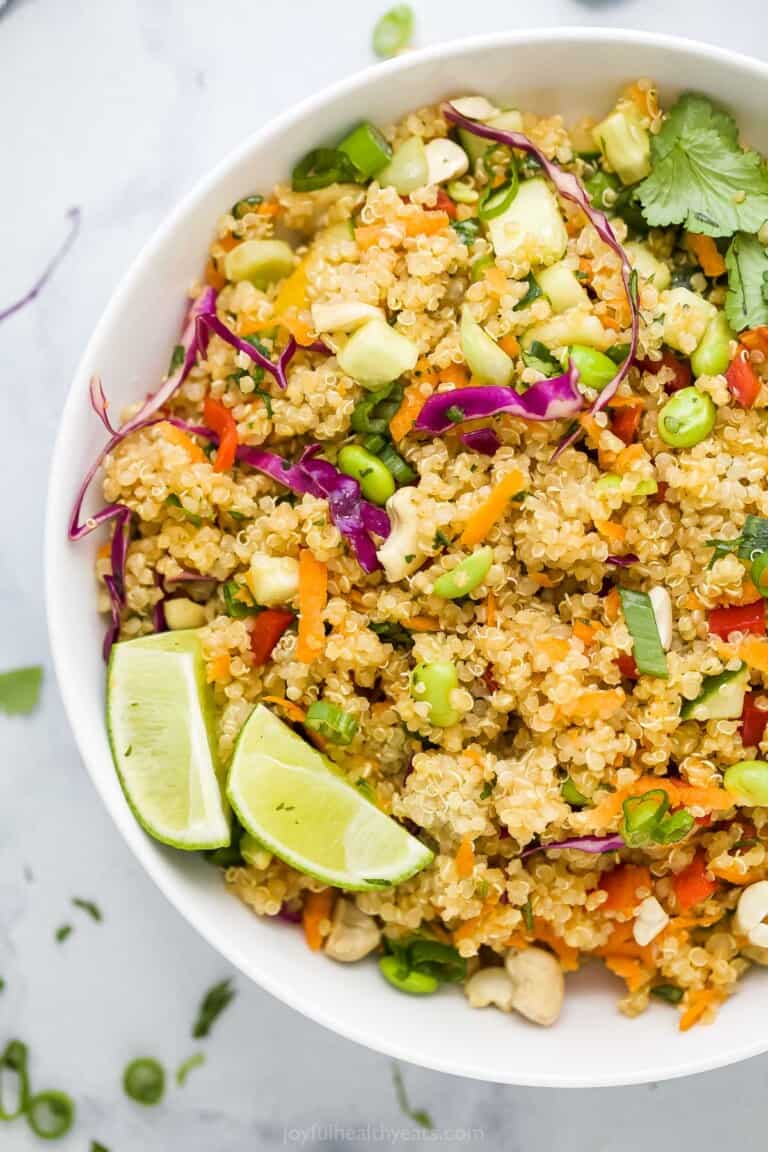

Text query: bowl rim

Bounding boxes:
[46,25,768,1087]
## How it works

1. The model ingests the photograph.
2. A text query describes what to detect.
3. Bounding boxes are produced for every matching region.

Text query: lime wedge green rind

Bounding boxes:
[107,631,230,851]
[227,705,433,891]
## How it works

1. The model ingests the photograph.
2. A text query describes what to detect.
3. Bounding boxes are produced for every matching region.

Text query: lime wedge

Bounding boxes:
[227,705,433,890]
[107,631,230,850]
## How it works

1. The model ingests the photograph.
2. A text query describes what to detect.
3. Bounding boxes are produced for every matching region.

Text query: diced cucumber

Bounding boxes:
[460,307,514,386]
[660,287,717,355]
[312,220,355,255]
[691,311,734,378]
[224,240,296,289]
[337,319,418,388]
[459,108,523,167]
[680,663,749,721]
[593,106,651,186]
[377,136,428,195]
[625,242,671,292]
[487,178,567,268]
[522,309,612,353]
[536,262,588,313]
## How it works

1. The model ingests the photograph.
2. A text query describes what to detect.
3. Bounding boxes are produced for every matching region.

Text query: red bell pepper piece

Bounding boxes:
[672,851,716,911]
[610,403,643,445]
[203,396,239,473]
[742,691,768,749]
[726,347,761,408]
[708,600,766,640]
[250,609,294,666]
[434,187,458,219]
[638,350,692,392]
[616,652,639,680]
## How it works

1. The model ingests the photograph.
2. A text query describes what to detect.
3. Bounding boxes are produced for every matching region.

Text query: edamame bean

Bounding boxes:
[724,760,768,805]
[691,311,734,378]
[411,661,460,727]
[657,386,716,448]
[338,445,395,505]
[379,956,438,995]
[568,345,617,391]
[433,547,493,599]
[751,551,768,598]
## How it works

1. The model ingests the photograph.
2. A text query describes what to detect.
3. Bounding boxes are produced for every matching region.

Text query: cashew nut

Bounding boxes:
[504,946,564,1027]
[449,96,501,121]
[375,487,424,582]
[311,300,385,334]
[424,139,469,186]
[323,898,381,963]
[735,880,768,947]
[649,586,673,651]
[633,895,669,946]
[464,966,515,1011]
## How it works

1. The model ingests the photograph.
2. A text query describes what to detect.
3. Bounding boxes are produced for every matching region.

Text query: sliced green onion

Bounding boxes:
[621,790,669,847]
[176,1052,206,1086]
[231,194,263,219]
[521,340,562,378]
[447,178,479,204]
[618,588,669,679]
[292,148,359,192]
[451,217,480,246]
[0,1039,30,1120]
[192,979,236,1039]
[377,442,417,486]
[650,984,684,1004]
[338,121,391,178]
[406,938,466,982]
[362,433,388,454]
[478,170,519,221]
[513,271,542,311]
[655,809,695,844]
[521,898,535,932]
[561,777,588,807]
[751,551,768,596]
[222,580,260,619]
[123,1058,165,1106]
[379,956,438,994]
[470,253,494,282]
[305,700,359,745]
[350,382,401,436]
[372,3,414,58]
[26,1091,75,1140]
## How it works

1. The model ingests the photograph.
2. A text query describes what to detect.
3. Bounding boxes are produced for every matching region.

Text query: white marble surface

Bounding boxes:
[3,0,768,1148]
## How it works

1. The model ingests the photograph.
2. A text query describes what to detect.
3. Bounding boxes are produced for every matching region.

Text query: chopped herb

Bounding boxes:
[222,580,260,619]
[479,777,495,800]
[241,335,269,383]
[192,978,236,1039]
[445,404,465,424]
[91,1143,110,1152]
[165,494,203,526]
[55,924,72,943]
[513,271,542,311]
[232,194,264,219]
[650,983,684,1004]
[168,344,185,375]
[253,388,274,417]
[725,232,768,332]
[370,621,414,648]
[707,515,768,568]
[521,340,562,377]
[72,897,102,922]
[176,1052,206,1086]
[521,898,534,933]
[0,665,43,716]
[451,218,480,246]
[0,979,5,993]
[355,778,376,802]
[432,530,451,549]
[123,1058,165,1106]
[606,342,632,365]
[404,553,416,563]
[474,879,489,899]
[392,1063,432,1129]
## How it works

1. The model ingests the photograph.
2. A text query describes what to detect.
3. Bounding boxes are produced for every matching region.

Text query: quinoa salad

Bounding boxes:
[72,81,768,1032]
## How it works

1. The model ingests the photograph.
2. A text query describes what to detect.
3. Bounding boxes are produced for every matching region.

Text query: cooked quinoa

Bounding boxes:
[82,79,768,1032]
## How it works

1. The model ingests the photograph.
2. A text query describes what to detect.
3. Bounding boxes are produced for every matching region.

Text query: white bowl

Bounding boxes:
[46,28,768,1086]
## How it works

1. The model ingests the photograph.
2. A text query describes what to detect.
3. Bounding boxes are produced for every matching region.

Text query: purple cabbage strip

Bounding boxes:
[442,104,639,454]
[460,427,501,456]
[0,207,81,325]
[197,314,297,391]
[606,553,639,567]
[415,364,582,434]
[522,833,625,859]
[89,375,116,434]
[152,572,167,635]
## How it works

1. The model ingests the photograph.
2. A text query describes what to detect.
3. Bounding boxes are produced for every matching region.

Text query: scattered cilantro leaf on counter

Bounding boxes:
[725,232,768,331]
[0,666,43,716]
[176,1052,206,1086]
[637,93,768,236]
[90,1143,110,1152]
[392,1063,433,1130]
[72,898,102,922]
[55,925,72,943]
[192,978,236,1039]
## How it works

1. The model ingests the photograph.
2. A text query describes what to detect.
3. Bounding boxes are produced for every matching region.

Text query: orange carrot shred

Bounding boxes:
[686,233,726,279]
[261,696,307,725]
[485,592,496,627]
[402,615,440,632]
[389,380,433,441]
[460,469,525,548]
[296,551,327,663]
[679,989,721,1032]
[455,837,475,879]
[159,422,205,463]
[302,890,334,951]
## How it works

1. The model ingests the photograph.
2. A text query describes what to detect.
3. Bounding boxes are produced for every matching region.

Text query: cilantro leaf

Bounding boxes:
[192,978,236,1039]
[637,93,768,237]
[725,233,768,332]
[0,666,43,716]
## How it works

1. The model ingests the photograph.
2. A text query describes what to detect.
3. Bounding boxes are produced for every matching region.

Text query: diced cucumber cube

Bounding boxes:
[337,319,419,388]
[660,287,717,355]
[680,664,749,721]
[593,106,651,186]
[487,178,567,268]
[224,240,296,289]
[625,242,671,292]
[460,307,514,386]
[536,262,588,313]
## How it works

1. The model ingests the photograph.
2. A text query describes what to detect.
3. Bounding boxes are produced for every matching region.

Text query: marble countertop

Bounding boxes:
[3,0,768,1148]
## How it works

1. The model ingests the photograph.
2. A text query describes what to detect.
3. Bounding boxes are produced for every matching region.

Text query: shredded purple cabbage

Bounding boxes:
[197,314,297,391]
[415,364,582,434]
[443,104,639,456]
[522,833,625,858]
[460,427,501,456]
[606,553,639,567]
[0,207,81,325]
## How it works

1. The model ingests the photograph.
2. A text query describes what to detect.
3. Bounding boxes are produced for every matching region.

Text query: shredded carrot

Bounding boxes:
[455,837,475,879]
[710,861,766,886]
[499,333,520,358]
[672,851,717,911]
[739,636,768,673]
[206,654,231,684]
[604,955,653,993]
[535,636,570,663]
[614,443,645,475]
[594,518,627,543]
[599,864,652,914]
[679,988,721,1032]
[296,550,327,663]
[159,422,205,463]
[204,258,226,291]
[686,233,727,279]
[403,209,450,236]
[484,265,510,295]
[741,326,768,356]
[96,542,111,560]
[203,396,238,472]
[737,578,762,604]
[606,393,646,409]
[485,592,496,627]
[684,592,704,611]
[236,316,272,337]
[452,893,501,944]
[261,696,308,725]
[590,777,734,828]
[389,379,433,441]
[578,257,593,278]
[505,932,531,950]
[528,571,558,588]
[601,312,622,332]
[594,921,653,962]
[257,199,281,217]
[439,363,470,388]
[460,469,525,548]
[604,587,621,622]
[533,919,579,971]
[403,615,440,632]
[302,889,334,951]
[216,233,239,252]
[563,688,625,721]
[354,224,387,251]
[573,620,601,646]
